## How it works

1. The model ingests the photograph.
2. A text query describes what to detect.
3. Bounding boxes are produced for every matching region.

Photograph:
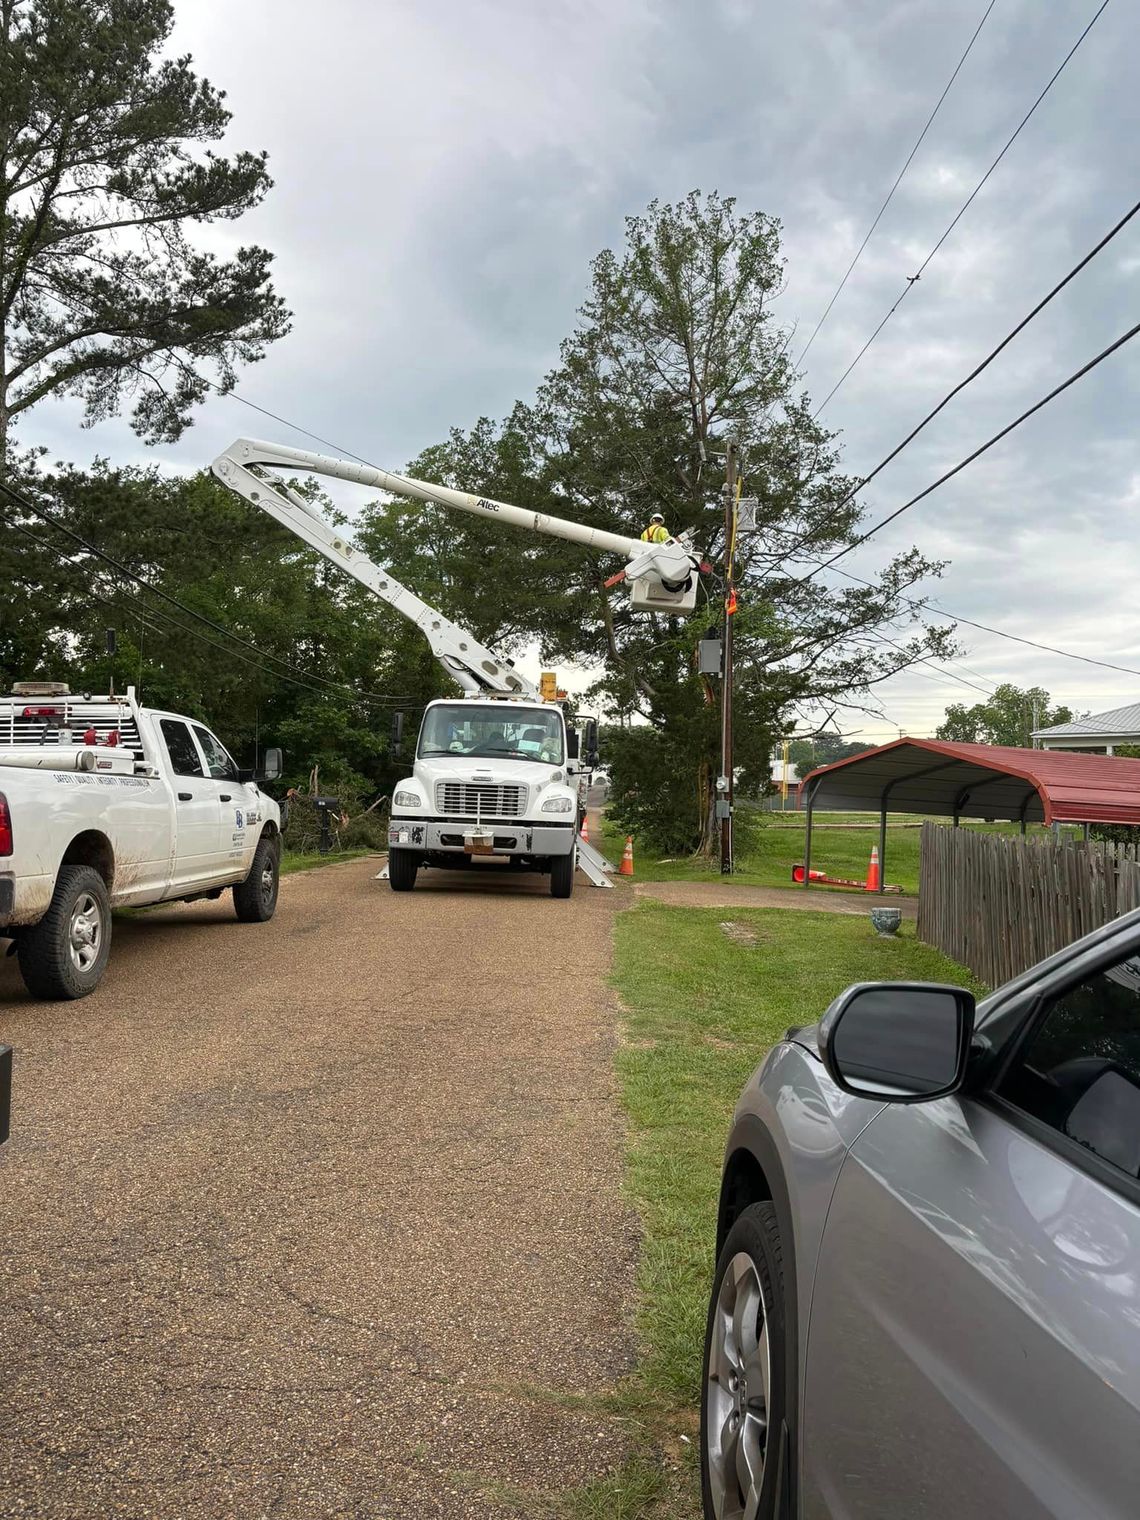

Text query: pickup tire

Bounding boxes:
[233,833,280,922]
[387,849,418,892]
[17,865,112,1001]
[549,849,575,899]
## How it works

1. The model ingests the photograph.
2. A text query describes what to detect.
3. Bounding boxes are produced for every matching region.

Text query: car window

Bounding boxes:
[997,952,1140,1182]
[160,718,204,778]
[192,724,238,782]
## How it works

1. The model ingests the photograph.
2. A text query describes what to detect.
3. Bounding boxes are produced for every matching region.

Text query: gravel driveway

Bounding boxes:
[0,859,637,1518]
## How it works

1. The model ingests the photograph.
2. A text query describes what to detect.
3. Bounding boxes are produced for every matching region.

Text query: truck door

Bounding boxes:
[190,723,256,876]
[158,717,228,889]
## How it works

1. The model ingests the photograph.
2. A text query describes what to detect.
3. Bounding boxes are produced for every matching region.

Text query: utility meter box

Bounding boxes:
[698,638,723,675]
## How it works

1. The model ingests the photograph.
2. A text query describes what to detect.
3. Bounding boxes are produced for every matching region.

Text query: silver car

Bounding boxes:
[702,906,1140,1519]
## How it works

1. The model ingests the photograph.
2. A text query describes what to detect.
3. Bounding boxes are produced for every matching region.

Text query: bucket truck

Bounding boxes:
[211,437,703,897]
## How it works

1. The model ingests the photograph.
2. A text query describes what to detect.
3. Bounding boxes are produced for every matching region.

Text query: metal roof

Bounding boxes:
[799,738,1140,826]
[1032,700,1140,739]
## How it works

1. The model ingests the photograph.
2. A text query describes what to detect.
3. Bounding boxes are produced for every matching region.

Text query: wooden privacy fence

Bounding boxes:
[918,823,1140,988]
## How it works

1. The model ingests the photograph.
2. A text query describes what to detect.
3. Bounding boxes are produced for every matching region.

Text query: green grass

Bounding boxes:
[606,903,981,1513]
[280,848,373,875]
[599,813,1067,897]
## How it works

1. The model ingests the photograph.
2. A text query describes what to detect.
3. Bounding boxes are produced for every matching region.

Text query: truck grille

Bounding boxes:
[435,782,526,818]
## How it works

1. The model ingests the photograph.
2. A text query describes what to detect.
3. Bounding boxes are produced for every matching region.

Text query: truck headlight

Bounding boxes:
[393,789,421,809]
[541,795,574,814]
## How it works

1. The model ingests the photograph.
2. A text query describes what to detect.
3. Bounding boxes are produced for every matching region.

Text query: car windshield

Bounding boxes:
[418,704,565,765]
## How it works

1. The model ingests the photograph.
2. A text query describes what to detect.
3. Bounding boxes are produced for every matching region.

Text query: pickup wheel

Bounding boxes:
[387,849,418,892]
[17,865,112,1001]
[549,849,575,899]
[233,833,280,922]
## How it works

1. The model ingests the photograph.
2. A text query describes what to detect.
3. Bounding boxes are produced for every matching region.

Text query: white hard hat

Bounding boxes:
[650,512,665,523]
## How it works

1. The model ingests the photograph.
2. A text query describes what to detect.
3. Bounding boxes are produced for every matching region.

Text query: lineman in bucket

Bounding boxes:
[641,512,670,543]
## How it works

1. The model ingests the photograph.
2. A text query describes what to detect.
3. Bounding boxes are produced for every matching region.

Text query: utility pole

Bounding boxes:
[720,442,737,875]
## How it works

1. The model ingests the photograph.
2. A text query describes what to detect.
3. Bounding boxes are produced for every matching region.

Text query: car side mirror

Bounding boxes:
[262,746,283,783]
[817,982,975,1103]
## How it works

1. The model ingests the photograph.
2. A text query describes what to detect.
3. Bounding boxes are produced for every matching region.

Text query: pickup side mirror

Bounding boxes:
[263,746,283,783]
[817,982,975,1103]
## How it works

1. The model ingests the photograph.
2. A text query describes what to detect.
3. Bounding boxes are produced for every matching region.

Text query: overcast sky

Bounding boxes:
[27,0,1140,741]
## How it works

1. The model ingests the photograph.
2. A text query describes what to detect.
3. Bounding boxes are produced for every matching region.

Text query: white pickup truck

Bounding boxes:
[0,683,283,1000]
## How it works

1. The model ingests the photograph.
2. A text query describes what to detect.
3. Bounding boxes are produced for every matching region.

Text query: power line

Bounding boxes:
[796,0,998,369]
[796,313,1140,584]
[813,0,1112,416]
[803,558,1140,681]
[0,483,422,708]
[763,191,1140,582]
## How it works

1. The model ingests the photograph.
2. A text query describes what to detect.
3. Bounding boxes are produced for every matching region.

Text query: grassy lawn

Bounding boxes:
[598,813,1064,898]
[280,848,373,875]
[602,902,981,1515]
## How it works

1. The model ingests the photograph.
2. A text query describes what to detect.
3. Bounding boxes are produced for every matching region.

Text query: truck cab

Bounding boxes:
[387,696,583,897]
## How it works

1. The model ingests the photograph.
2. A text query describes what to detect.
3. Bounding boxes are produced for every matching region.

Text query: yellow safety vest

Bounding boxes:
[641,523,669,543]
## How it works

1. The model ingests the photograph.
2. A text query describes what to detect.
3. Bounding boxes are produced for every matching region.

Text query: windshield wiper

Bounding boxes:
[419,747,463,757]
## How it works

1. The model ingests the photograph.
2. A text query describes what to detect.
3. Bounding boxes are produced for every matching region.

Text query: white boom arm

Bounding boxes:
[212,437,702,614]
[212,437,703,695]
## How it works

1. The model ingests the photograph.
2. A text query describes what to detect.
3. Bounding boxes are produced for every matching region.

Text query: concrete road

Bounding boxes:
[0,860,637,1519]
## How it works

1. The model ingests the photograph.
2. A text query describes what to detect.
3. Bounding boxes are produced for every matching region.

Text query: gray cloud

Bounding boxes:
[23,0,1140,735]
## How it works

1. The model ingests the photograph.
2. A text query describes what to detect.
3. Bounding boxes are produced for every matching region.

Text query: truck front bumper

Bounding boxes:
[387,818,576,858]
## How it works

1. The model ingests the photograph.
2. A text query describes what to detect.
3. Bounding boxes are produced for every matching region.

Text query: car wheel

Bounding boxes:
[16,864,112,1000]
[233,833,280,922]
[388,848,418,892]
[549,849,575,898]
[700,1201,786,1520]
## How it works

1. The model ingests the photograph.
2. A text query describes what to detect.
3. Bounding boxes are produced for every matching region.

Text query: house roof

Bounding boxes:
[799,737,1140,826]
[1033,700,1140,739]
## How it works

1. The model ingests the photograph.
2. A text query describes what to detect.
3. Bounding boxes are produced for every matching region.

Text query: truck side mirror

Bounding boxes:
[567,730,580,760]
[263,747,283,782]
[584,718,599,753]
[391,711,405,758]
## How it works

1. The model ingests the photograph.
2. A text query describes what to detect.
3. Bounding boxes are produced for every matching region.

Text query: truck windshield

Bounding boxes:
[418,705,565,765]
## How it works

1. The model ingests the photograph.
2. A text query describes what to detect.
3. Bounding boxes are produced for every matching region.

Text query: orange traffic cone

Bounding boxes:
[619,835,635,877]
[865,845,881,892]
[580,813,590,844]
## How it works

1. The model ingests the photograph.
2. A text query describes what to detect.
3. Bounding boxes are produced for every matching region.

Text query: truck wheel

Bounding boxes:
[388,849,418,892]
[233,833,280,922]
[17,865,112,1001]
[549,849,575,899]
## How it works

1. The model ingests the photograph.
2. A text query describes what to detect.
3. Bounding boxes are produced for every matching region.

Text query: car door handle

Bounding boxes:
[178,791,193,801]
[219,794,233,802]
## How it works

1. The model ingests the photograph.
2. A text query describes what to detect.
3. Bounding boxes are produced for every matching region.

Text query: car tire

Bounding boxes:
[549,849,575,898]
[233,833,280,922]
[700,1201,787,1520]
[17,865,112,1001]
[388,849,418,892]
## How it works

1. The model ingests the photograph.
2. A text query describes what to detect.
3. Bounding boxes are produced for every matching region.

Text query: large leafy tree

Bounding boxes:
[0,0,289,462]
[935,684,1072,747]
[364,193,955,853]
[0,463,445,797]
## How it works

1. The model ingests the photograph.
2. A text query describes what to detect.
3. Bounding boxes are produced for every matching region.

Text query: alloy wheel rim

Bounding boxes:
[705,1251,771,1520]
[68,893,103,973]
[261,862,275,902]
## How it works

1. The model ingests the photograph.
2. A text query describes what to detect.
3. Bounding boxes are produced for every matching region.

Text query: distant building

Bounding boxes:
[1032,701,1140,754]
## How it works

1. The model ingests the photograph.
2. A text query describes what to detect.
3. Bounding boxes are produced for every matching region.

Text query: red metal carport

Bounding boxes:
[798,738,1140,893]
